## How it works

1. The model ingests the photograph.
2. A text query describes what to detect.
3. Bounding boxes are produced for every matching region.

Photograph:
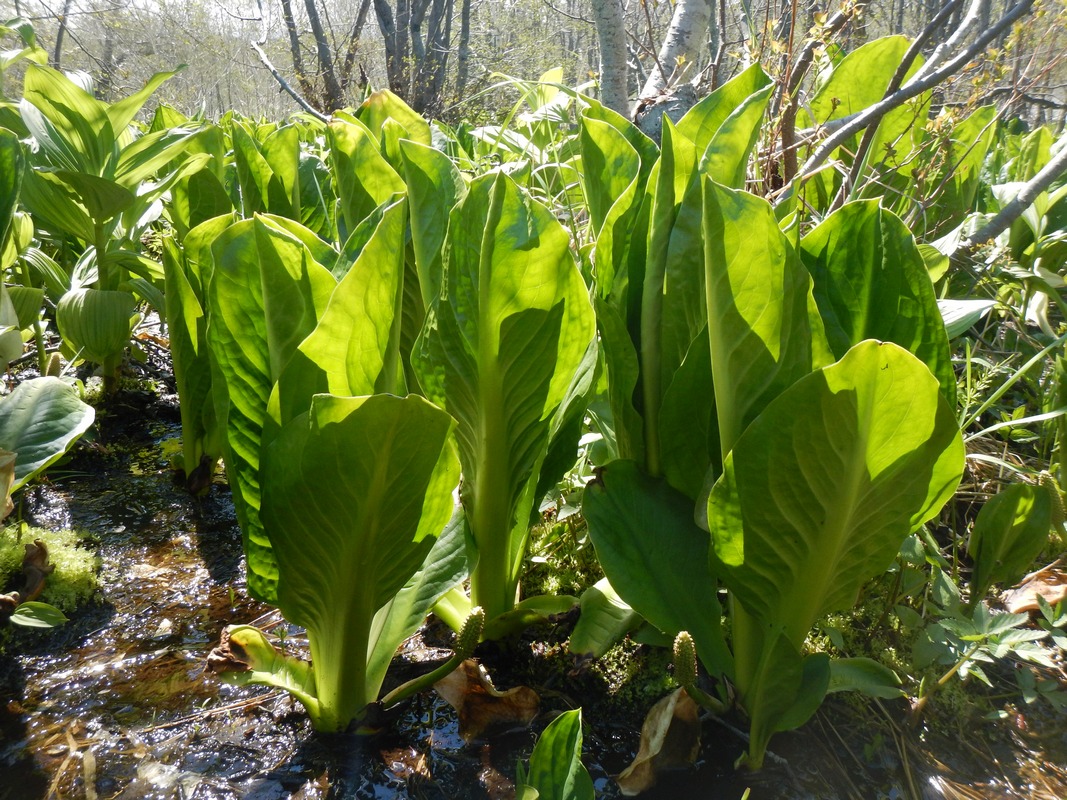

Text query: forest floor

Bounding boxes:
[1,378,1065,800]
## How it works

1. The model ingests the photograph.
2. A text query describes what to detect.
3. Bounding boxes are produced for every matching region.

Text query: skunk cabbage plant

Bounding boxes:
[412,171,596,625]
[583,135,964,767]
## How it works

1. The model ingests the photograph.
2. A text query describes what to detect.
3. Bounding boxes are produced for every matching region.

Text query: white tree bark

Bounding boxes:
[591,0,629,115]
[639,0,713,98]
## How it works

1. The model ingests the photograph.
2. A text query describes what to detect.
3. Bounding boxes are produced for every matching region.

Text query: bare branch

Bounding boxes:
[251,41,330,123]
[792,0,1035,194]
[958,142,1067,252]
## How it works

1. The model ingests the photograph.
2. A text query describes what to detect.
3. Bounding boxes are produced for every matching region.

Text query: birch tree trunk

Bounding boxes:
[590,0,628,115]
[640,0,713,98]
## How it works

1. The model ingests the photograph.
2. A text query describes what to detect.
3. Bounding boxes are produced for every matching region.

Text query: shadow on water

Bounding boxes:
[2,385,1065,799]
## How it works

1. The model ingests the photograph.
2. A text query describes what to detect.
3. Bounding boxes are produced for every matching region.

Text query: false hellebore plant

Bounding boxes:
[579,68,964,769]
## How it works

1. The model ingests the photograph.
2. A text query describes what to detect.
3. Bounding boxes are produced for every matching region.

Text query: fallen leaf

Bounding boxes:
[1002,567,1067,613]
[616,687,700,796]
[434,659,539,741]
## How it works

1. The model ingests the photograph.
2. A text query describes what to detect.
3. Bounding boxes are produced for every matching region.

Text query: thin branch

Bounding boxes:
[251,42,330,123]
[792,0,1035,194]
[829,0,963,211]
[780,7,854,182]
[540,0,593,25]
[957,142,1067,252]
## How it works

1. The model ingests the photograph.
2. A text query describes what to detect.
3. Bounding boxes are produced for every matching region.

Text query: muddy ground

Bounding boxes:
[1,385,1065,799]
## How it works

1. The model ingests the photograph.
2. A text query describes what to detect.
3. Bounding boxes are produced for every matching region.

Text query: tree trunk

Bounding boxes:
[640,0,713,98]
[304,0,345,110]
[590,0,628,115]
[411,0,452,115]
[454,0,473,103]
[340,0,373,94]
[280,0,319,108]
[374,0,412,98]
[52,0,73,69]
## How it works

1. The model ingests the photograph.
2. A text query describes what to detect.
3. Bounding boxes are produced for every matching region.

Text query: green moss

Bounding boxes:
[0,525,99,612]
[590,639,676,711]
[522,518,602,599]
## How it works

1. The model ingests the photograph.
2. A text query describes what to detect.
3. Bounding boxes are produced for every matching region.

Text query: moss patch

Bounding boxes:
[0,524,99,612]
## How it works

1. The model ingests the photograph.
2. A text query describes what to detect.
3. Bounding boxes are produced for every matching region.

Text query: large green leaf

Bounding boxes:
[703,179,831,454]
[106,68,181,135]
[21,64,113,175]
[0,376,94,490]
[261,393,459,731]
[233,124,296,218]
[676,64,772,155]
[0,127,24,247]
[584,459,732,677]
[708,340,964,647]
[364,509,469,697]
[518,709,594,800]
[207,216,335,601]
[800,201,955,404]
[411,172,596,621]
[399,139,466,306]
[272,197,408,426]
[328,116,405,237]
[55,287,136,368]
[968,482,1052,604]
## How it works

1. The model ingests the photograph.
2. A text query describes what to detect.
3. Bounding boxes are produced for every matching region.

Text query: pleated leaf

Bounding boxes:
[207,216,335,602]
[708,341,964,648]
[261,393,459,731]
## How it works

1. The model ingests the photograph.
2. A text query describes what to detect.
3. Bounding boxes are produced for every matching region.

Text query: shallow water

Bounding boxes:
[1,388,1064,799]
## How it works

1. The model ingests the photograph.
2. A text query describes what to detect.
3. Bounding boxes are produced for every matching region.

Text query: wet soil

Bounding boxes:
[1,386,1065,799]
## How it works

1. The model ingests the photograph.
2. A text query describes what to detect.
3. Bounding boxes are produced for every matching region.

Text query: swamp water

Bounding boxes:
[1,389,1064,799]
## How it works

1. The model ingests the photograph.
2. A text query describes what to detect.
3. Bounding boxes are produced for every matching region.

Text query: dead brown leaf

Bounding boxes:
[616,687,701,797]
[1002,566,1067,613]
[433,659,539,741]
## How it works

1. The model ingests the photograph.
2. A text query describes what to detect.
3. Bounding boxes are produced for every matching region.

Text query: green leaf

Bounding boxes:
[210,624,320,720]
[709,341,964,648]
[703,179,831,454]
[0,376,94,490]
[968,482,1051,604]
[807,37,911,126]
[411,172,595,622]
[827,657,904,698]
[739,631,829,770]
[365,509,469,696]
[55,287,136,369]
[207,216,335,602]
[522,709,594,800]
[0,127,25,248]
[21,64,113,175]
[261,393,459,731]
[106,68,181,135]
[9,600,68,628]
[399,139,467,306]
[583,460,732,677]
[8,286,44,330]
[676,63,771,155]
[49,170,135,222]
[233,124,295,218]
[163,236,220,484]
[272,197,408,427]
[19,168,96,242]
[481,594,579,641]
[938,298,997,339]
[114,126,205,188]
[569,578,641,659]
[800,200,955,405]
[328,116,406,237]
